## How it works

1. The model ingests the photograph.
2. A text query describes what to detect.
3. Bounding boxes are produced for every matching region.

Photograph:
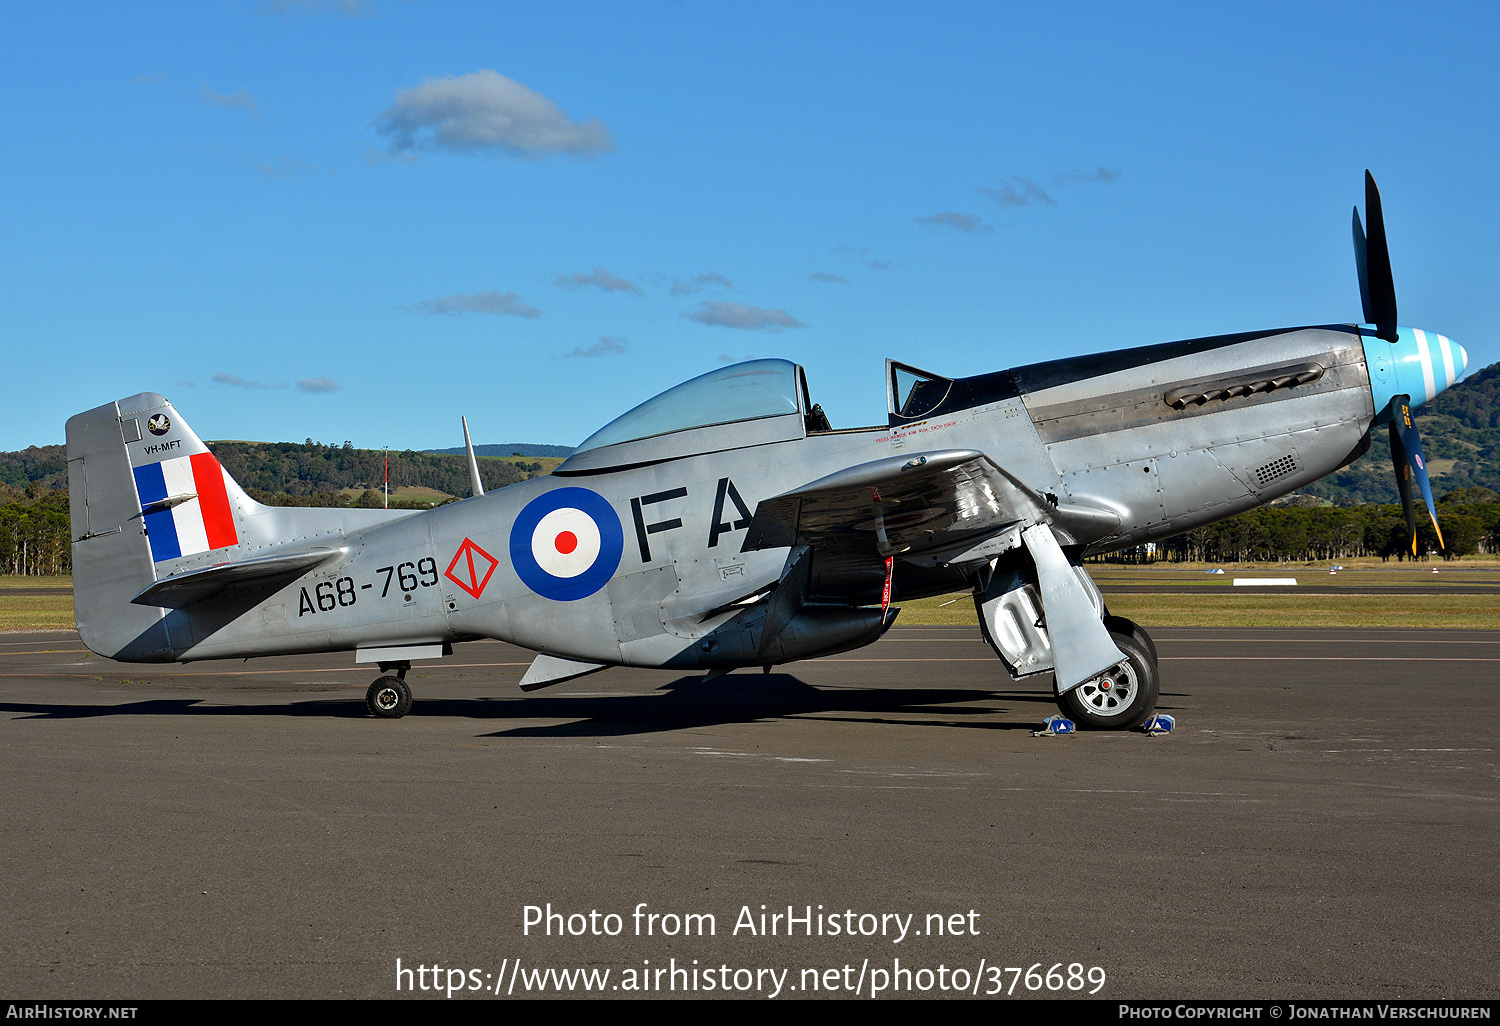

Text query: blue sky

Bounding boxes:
[3,1,1496,453]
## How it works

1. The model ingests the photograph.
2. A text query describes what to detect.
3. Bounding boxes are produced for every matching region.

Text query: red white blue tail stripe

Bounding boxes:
[134,453,239,562]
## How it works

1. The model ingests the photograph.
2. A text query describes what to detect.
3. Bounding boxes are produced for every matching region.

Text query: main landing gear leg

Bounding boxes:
[366,661,413,719]
[1055,617,1160,730]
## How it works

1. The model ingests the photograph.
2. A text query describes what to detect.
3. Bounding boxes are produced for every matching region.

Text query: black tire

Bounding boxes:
[1104,614,1158,665]
[1055,629,1159,730]
[366,676,412,719]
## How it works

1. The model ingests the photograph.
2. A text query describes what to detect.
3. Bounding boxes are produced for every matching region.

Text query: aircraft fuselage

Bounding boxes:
[159,323,1393,671]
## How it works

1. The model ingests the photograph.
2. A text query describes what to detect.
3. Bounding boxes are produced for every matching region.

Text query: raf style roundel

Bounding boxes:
[509,487,624,601]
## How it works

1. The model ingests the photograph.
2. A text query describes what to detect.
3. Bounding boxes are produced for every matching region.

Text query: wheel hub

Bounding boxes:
[1075,660,1138,716]
[375,688,399,710]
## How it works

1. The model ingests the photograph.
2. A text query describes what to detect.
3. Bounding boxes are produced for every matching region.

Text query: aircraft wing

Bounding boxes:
[740,449,1053,584]
[740,448,1127,690]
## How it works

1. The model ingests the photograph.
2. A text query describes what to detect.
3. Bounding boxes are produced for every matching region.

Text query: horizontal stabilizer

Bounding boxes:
[131,546,345,608]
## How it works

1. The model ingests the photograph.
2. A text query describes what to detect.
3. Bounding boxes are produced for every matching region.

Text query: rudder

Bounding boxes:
[67,393,259,660]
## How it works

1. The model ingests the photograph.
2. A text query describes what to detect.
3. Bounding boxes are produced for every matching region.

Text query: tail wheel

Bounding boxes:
[1056,628,1159,730]
[366,676,412,719]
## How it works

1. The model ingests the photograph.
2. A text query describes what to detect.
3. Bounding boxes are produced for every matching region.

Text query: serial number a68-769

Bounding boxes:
[297,558,439,616]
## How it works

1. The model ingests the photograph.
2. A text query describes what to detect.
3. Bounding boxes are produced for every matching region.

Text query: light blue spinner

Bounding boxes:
[1363,326,1467,421]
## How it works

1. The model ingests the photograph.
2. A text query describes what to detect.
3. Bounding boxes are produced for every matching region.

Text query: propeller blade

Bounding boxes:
[1352,207,1374,325]
[1386,395,1444,555]
[1362,170,1399,342]
[1387,413,1416,552]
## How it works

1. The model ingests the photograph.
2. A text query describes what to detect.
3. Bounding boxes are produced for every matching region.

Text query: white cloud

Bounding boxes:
[213,373,282,390]
[915,211,993,234]
[197,78,260,114]
[670,272,733,297]
[561,337,628,358]
[809,271,849,284]
[686,302,804,333]
[371,69,613,158]
[212,372,339,391]
[404,290,542,317]
[1053,167,1120,185]
[977,169,1119,209]
[556,267,641,295]
[253,155,328,180]
[977,177,1055,207]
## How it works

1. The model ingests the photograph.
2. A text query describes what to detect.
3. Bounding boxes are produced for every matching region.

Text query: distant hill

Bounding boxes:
[0,440,554,505]
[1300,360,1500,505]
[427,442,574,458]
[204,441,554,498]
[0,445,66,492]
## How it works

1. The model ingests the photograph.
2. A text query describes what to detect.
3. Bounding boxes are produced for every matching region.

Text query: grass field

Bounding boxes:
[899,591,1500,628]
[901,560,1500,627]
[7,566,1500,632]
[0,577,75,630]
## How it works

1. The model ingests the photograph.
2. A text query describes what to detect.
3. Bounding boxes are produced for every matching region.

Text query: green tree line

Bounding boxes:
[0,441,550,501]
[0,491,70,575]
[5,487,1497,577]
[1126,490,1497,564]
[0,441,558,576]
[210,441,539,496]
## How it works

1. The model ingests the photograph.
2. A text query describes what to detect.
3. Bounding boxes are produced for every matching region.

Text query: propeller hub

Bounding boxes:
[1362,327,1466,421]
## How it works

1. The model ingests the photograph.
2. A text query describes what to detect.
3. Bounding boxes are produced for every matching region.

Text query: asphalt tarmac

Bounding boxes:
[2,626,1496,1000]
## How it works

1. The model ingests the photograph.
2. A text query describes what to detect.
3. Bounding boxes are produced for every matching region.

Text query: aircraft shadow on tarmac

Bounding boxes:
[0,674,1165,735]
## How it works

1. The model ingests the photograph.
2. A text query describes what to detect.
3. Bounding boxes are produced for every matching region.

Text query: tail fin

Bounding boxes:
[67,393,266,660]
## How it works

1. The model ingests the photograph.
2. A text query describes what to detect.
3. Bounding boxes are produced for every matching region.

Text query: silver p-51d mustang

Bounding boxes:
[67,174,1463,728]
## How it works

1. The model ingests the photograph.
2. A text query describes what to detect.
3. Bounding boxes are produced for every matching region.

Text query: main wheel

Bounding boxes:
[1056,629,1159,730]
[1104,614,1158,665]
[366,676,412,719]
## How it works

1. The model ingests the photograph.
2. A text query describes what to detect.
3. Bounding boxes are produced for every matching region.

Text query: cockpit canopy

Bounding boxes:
[576,359,801,451]
[557,359,814,474]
